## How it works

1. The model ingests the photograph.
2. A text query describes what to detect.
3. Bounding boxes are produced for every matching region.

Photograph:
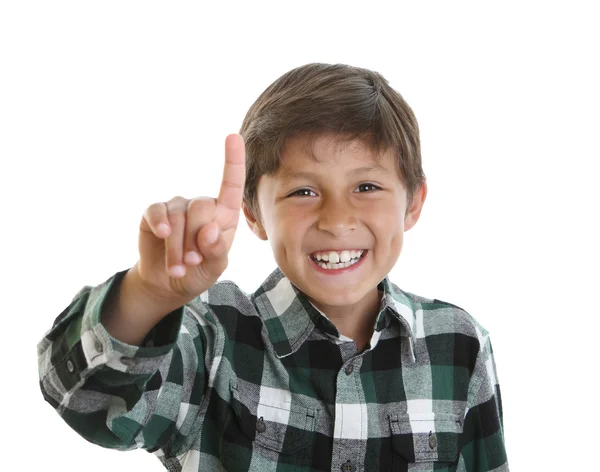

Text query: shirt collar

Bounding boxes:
[252,268,418,360]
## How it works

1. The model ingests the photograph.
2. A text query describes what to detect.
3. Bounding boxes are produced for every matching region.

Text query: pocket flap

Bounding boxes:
[230,381,317,454]
[389,412,463,463]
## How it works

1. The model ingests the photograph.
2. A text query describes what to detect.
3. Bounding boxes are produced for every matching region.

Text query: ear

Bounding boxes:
[404,181,428,231]
[242,202,268,240]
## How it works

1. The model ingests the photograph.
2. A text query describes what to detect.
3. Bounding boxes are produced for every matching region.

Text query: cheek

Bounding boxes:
[277,204,311,228]
[369,203,405,235]
[375,224,404,253]
[367,207,405,261]
[269,207,307,250]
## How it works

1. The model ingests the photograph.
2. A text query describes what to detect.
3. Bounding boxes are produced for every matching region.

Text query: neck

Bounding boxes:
[310,288,382,351]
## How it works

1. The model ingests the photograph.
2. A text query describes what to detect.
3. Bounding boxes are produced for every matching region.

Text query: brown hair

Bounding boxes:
[239,63,426,221]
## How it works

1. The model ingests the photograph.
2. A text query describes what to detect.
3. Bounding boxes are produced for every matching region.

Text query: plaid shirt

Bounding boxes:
[38,267,508,472]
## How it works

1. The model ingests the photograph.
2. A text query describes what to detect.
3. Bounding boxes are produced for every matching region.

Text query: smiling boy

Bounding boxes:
[245,135,420,353]
[38,63,508,471]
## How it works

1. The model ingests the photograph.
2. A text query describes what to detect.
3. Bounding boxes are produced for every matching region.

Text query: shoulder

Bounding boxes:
[390,282,490,349]
[402,290,495,380]
[207,279,252,306]
[428,296,488,339]
[183,279,260,328]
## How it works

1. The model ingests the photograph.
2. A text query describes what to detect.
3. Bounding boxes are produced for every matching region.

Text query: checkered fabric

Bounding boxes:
[38,267,508,471]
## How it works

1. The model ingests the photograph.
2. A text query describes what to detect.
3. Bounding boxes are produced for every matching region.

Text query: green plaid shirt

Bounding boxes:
[38,267,508,472]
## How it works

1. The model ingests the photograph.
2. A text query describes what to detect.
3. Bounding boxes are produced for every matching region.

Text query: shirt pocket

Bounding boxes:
[388,412,463,464]
[229,381,318,456]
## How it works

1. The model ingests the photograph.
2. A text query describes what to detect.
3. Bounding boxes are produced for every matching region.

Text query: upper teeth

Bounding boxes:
[312,250,364,263]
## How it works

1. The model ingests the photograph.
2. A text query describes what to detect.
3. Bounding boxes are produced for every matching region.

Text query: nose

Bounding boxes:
[316,195,357,237]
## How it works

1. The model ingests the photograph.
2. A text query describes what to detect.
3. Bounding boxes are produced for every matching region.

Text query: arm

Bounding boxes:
[38,134,244,457]
[457,334,509,471]
[37,269,209,456]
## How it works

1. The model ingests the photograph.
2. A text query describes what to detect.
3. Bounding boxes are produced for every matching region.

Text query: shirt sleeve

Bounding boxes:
[37,268,211,457]
[457,333,509,471]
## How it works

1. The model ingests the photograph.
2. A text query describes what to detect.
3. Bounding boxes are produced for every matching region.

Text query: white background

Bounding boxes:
[1,1,598,470]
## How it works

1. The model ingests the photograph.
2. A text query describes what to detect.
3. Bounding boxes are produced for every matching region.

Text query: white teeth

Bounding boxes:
[340,250,351,263]
[311,249,365,266]
[315,252,365,270]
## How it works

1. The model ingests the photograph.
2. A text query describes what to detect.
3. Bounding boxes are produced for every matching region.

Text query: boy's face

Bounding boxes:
[244,133,427,315]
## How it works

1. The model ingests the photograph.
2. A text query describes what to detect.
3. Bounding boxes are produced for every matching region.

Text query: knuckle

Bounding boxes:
[220,179,243,190]
[147,202,165,212]
[168,195,188,203]
[166,196,189,214]
[145,202,166,219]
[188,197,217,213]
[166,202,187,220]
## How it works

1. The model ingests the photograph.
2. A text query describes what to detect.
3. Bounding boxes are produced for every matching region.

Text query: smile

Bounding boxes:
[309,249,367,270]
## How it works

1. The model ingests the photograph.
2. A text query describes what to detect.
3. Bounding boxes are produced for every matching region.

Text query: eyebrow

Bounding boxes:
[278,164,388,181]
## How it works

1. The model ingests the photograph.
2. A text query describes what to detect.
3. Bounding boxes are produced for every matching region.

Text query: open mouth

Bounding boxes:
[309,249,367,270]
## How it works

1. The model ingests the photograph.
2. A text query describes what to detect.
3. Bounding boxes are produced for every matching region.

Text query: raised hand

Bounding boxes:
[135,134,246,305]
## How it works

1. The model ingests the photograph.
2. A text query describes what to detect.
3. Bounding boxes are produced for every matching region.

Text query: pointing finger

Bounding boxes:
[217,134,246,218]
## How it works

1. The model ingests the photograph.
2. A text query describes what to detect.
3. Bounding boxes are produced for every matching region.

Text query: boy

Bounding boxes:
[38,63,508,471]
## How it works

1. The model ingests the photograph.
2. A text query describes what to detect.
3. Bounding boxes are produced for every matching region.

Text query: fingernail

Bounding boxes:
[169,265,186,277]
[184,251,202,265]
[205,226,219,244]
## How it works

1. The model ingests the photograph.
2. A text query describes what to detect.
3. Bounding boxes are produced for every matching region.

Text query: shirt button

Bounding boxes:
[256,417,266,433]
[340,460,355,472]
[429,431,437,449]
[344,364,354,375]
[94,341,103,353]
[66,360,74,373]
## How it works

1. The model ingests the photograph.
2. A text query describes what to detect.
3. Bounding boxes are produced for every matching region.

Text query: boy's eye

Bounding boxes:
[289,188,317,197]
[356,183,381,193]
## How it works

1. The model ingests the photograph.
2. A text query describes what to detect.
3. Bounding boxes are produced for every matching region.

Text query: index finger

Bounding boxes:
[217,133,246,213]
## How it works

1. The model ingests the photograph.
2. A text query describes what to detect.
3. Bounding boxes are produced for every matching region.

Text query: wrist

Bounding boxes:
[101,265,184,345]
[124,264,185,323]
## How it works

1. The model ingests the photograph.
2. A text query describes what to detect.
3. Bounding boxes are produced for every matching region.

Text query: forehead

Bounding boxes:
[276,133,393,173]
